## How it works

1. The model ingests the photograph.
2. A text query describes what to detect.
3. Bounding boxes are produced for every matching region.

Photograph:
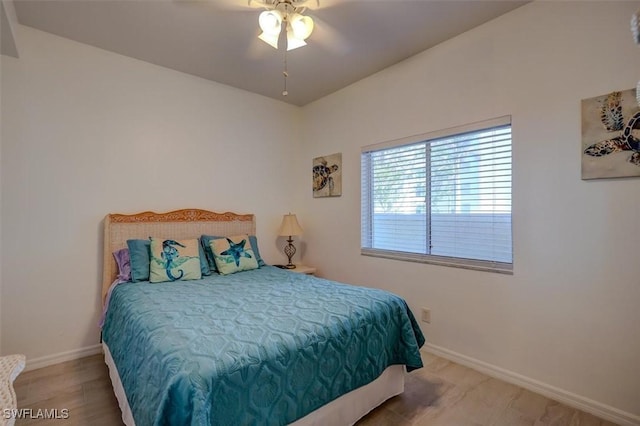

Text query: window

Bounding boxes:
[361,116,512,274]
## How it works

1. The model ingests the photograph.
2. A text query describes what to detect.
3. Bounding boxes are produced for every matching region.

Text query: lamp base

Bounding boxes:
[283,236,297,270]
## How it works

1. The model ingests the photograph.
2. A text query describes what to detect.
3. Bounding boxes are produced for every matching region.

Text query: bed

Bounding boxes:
[100,209,425,426]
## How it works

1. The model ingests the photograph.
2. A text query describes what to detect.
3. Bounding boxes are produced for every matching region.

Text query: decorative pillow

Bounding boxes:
[149,238,202,283]
[127,239,151,282]
[201,234,265,272]
[197,239,211,276]
[200,235,221,272]
[210,234,259,275]
[112,248,131,282]
[248,236,266,267]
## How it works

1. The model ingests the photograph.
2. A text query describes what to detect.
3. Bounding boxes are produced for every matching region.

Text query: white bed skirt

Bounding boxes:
[102,342,405,426]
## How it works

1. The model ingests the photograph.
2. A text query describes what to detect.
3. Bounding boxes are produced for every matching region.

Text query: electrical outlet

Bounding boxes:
[421,308,431,324]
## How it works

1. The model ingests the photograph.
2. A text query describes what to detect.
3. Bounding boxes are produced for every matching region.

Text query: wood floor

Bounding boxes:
[12,351,617,425]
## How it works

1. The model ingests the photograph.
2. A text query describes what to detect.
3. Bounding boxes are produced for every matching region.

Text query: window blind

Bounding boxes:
[361,117,512,273]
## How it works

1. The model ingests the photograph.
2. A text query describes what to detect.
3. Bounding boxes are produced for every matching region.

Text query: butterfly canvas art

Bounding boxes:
[581,88,640,179]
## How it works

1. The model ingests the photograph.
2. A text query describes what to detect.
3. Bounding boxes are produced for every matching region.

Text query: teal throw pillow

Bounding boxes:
[127,239,151,282]
[197,238,211,276]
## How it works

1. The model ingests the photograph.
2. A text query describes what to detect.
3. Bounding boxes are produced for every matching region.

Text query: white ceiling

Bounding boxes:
[12,0,528,106]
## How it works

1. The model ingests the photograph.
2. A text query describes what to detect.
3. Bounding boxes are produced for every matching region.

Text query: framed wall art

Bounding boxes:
[312,153,342,197]
[581,88,640,179]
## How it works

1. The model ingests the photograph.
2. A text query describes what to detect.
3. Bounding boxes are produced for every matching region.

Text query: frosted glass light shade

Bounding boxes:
[259,10,283,35]
[289,14,314,40]
[286,26,307,51]
[258,10,283,49]
[257,9,313,51]
[259,32,280,49]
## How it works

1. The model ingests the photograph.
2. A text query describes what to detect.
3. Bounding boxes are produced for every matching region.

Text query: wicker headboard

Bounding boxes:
[102,209,255,302]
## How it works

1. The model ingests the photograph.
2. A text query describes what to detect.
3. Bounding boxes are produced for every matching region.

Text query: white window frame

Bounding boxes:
[361,116,513,274]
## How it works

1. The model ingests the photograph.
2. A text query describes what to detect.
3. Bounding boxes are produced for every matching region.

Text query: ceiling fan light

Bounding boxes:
[289,13,314,40]
[259,31,280,49]
[259,10,283,35]
[286,26,307,51]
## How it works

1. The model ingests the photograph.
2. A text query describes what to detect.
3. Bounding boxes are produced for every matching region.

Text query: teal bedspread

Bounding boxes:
[102,266,425,426]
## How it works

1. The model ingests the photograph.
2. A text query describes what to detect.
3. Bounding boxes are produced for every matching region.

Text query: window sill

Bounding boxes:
[361,248,513,275]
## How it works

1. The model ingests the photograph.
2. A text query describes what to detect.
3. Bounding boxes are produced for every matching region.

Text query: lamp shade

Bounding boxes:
[259,32,280,49]
[278,214,303,237]
[259,10,283,35]
[286,26,307,51]
[289,14,314,40]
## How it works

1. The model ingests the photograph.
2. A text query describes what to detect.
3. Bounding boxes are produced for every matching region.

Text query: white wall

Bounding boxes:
[0,0,19,357]
[0,73,2,356]
[0,25,301,360]
[0,44,3,359]
[2,1,639,422]
[299,1,640,420]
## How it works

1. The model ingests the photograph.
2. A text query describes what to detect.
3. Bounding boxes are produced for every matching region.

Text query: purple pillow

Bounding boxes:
[113,248,131,282]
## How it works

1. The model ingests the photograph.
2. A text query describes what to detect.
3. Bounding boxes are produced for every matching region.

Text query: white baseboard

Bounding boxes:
[25,344,103,372]
[424,343,640,426]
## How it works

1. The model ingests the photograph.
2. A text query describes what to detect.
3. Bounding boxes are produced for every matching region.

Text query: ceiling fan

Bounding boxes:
[220,0,348,97]
[211,0,347,54]
[178,0,347,97]
[250,0,319,51]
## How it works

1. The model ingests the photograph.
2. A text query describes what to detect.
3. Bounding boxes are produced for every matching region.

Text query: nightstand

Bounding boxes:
[288,264,316,275]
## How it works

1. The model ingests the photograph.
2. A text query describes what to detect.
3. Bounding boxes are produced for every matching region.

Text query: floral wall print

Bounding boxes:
[313,153,342,197]
[581,88,640,179]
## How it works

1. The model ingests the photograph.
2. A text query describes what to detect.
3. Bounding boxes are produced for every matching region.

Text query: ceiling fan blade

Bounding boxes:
[174,0,345,12]
[307,0,337,10]
[173,0,265,12]
[216,0,326,12]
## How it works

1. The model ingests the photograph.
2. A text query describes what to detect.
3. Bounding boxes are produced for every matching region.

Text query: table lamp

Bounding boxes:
[278,213,303,269]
